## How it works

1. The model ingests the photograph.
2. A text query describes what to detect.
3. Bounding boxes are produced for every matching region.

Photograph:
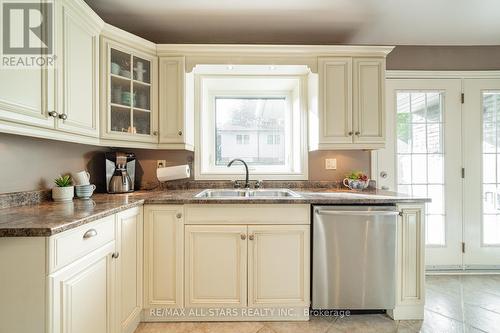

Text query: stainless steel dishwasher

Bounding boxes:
[312,205,398,310]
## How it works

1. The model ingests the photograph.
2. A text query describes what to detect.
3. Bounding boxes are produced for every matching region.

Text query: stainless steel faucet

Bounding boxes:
[227,159,250,189]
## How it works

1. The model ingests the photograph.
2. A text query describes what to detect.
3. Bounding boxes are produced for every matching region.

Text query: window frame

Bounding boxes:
[194,74,308,180]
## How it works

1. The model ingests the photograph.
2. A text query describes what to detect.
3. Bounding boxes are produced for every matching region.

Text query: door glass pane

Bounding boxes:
[396,91,446,246]
[482,92,500,245]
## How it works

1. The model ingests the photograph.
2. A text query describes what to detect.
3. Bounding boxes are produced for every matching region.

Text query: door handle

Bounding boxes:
[315,210,400,216]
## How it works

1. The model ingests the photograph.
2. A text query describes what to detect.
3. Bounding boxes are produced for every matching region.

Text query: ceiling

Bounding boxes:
[84,0,500,45]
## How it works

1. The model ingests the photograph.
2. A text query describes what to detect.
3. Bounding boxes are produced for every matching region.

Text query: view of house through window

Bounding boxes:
[396,92,446,246]
[215,97,286,166]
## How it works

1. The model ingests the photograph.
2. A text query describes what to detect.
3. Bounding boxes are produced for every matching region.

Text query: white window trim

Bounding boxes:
[194,74,309,180]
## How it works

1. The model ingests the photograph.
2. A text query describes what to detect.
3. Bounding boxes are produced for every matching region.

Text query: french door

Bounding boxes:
[375,77,500,270]
[463,79,500,268]
[373,79,463,268]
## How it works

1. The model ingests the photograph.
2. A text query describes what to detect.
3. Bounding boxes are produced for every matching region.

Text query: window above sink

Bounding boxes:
[194,65,309,181]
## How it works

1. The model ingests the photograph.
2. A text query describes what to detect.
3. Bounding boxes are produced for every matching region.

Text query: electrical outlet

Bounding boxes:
[157,160,166,169]
[325,158,337,170]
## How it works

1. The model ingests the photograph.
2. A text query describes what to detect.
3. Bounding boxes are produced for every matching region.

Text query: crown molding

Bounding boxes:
[156,44,395,57]
[101,23,157,54]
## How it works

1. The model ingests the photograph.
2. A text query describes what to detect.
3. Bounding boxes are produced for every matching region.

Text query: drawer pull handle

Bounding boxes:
[83,229,97,239]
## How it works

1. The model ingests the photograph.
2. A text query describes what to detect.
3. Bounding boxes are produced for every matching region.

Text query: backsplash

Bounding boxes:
[0,133,371,195]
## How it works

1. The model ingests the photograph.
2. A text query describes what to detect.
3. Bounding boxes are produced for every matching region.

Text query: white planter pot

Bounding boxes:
[52,186,74,202]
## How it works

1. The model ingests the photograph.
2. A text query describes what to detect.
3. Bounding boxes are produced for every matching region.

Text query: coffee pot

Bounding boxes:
[105,152,136,193]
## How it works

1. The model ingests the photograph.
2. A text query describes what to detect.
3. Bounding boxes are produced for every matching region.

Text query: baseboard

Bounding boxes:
[387,305,424,320]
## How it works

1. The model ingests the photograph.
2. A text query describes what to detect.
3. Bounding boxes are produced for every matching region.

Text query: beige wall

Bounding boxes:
[126,149,370,188]
[387,46,500,70]
[308,150,370,181]
[0,132,369,193]
[0,133,109,194]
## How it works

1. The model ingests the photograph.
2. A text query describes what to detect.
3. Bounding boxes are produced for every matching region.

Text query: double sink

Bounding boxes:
[194,188,301,199]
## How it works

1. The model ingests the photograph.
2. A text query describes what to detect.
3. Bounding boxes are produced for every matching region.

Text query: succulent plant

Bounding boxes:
[54,174,72,187]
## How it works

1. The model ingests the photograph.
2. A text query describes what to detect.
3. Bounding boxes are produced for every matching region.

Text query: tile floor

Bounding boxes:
[135,275,500,333]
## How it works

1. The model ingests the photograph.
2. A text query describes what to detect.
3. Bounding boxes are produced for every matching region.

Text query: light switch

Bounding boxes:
[325,158,337,170]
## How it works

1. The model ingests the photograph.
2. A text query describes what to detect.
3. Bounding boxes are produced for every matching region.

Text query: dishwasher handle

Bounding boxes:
[315,209,400,216]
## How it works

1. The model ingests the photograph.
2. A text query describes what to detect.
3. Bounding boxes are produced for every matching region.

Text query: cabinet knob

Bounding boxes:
[48,111,58,118]
[153,131,158,136]
[178,130,183,136]
[240,234,246,240]
[58,113,67,120]
[248,234,255,241]
[348,131,353,136]
[112,252,120,259]
[176,212,182,219]
[355,131,360,135]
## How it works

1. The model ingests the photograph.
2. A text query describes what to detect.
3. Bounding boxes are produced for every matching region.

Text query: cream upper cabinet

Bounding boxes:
[317,56,386,150]
[248,225,310,307]
[115,207,143,333]
[159,56,184,144]
[100,35,158,146]
[0,65,54,130]
[144,205,184,309]
[0,0,102,143]
[318,57,353,144]
[55,0,100,138]
[352,58,385,144]
[185,225,247,308]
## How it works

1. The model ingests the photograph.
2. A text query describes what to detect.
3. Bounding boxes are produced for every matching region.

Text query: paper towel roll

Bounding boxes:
[156,164,191,182]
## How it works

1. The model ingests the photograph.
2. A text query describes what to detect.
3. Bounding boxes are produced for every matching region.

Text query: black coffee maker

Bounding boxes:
[105,152,136,193]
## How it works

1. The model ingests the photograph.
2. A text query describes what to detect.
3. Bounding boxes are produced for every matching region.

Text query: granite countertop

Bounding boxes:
[0,188,429,237]
[0,193,148,237]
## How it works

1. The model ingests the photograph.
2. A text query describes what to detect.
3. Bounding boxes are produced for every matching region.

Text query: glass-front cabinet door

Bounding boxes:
[101,38,158,143]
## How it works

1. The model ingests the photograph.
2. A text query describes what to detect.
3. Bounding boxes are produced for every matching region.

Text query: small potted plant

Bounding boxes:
[343,171,370,190]
[52,175,74,202]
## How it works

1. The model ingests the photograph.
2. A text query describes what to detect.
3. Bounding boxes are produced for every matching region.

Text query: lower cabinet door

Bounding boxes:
[185,225,247,307]
[50,243,114,333]
[248,225,310,307]
[115,207,143,333]
[144,205,184,309]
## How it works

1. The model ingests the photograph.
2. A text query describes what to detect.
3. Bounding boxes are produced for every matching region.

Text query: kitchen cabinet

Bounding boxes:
[316,56,385,149]
[0,65,54,131]
[50,242,115,333]
[144,205,184,309]
[158,56,194,150]
[115,207,143,333]
[181,204,310,320]
[55,0,100,138]
[0,0,102,144]
[248,225,310,307]
[388,204,426,320]
[100,35,158,145]
[185,225,248,308]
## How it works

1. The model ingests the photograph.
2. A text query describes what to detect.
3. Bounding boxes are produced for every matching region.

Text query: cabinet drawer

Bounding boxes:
[49,215,115,272]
